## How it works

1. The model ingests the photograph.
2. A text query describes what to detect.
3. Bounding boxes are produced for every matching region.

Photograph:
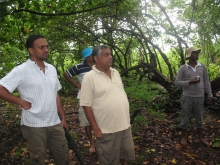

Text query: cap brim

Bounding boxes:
[192,49,201,53]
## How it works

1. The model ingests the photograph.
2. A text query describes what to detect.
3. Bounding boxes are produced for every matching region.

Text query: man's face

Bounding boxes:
[190,51,199,61]
[86,55,93,63]
[95,48,113,68]
[29,38,49,61]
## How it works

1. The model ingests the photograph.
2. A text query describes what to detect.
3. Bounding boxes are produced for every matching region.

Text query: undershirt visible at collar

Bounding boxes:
[185,62,201,72]
[92,65,114,74]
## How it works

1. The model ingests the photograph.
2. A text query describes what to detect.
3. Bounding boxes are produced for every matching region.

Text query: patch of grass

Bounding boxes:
[212,138,220,148]
[124,78,166,132]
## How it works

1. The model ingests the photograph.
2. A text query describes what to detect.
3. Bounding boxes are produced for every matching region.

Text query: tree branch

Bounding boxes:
[0,0,122,18]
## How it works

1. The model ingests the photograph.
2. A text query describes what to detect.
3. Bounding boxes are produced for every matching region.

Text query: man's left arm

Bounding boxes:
[57,93,69,130]
[203,65,213,101]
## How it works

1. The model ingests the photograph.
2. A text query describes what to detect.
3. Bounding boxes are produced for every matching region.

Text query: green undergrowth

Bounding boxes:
[123,78,167,132]
[0,102,26,163]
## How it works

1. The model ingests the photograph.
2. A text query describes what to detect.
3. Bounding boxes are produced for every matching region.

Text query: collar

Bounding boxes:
[27,59,48,69]
[186,62,201,68]
[83,61,92,68]
[92,65,113,73]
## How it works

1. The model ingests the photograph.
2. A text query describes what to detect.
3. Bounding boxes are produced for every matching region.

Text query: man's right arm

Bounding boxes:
[83,106,102,139]
[63,72,81,89]
[0,85,31,110]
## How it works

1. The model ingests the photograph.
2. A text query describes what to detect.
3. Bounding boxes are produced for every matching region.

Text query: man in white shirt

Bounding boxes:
[0,34,69,165]
[80,45,135,165]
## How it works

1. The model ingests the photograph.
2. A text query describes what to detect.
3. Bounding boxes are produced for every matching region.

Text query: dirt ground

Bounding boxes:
[61,103,220,165]
[1,100,220,165]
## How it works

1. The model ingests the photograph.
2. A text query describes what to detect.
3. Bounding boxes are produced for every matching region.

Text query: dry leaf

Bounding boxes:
[171,158,177,164]
[134,145,140,151]
[84,143,90,147]
[151,148,156,152]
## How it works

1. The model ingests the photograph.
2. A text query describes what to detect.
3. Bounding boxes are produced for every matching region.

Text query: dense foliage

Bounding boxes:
[1,1,220,164]
[1,0,220,91]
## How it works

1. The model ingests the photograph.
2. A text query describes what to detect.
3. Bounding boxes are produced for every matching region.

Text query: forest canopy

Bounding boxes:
[1,0,220,93]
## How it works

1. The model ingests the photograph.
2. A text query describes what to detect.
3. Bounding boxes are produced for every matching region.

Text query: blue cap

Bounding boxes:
[82,47,92,61]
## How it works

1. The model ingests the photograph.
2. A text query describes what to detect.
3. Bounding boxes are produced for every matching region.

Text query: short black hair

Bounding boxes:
[25,34,45,49]
[92,45,109,63]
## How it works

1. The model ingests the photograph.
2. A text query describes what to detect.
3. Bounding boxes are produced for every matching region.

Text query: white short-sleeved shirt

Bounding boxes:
[80,65,131,133]
[0,59,61,127]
